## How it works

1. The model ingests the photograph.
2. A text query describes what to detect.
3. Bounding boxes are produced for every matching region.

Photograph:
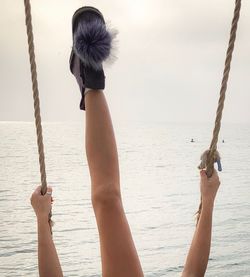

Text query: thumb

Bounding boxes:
[34,185,42,195]
[200,170,207,180]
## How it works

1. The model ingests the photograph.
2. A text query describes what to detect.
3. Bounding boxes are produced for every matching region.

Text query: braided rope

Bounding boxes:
[197,0,241,223]
[23,0,53,232]
[23,0,47,195]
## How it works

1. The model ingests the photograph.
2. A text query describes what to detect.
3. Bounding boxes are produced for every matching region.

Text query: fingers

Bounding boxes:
[211,170,220,186]
[200,169,218,178]
[31,186,53,200]
[44,186,53,200]
[45,186,53,197]
[212,169,218,176]
[210,169,219,181]
[200,169,220,188]
[46,186,52,194]
[32,185,50,195]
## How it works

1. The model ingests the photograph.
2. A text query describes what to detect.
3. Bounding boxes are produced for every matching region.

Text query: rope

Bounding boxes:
[197,0,241,222]
[23,0,53,232]
[23,0,47,195]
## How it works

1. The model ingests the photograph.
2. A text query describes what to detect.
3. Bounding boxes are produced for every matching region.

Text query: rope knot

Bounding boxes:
[198,149,222,176]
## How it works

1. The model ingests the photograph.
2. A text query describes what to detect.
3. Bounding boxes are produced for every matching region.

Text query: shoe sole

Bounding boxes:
[72,6,105,32]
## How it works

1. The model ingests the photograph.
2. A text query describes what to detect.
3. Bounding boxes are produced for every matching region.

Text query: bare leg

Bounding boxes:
[85,91,143,277]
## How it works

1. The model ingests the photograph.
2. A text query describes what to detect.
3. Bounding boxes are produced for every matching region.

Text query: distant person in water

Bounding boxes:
[30,6,221,277]
[191,138,195,143]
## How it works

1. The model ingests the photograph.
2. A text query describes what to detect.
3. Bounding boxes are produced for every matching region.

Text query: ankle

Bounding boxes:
[84,88,103,96]
[84,66,105,90]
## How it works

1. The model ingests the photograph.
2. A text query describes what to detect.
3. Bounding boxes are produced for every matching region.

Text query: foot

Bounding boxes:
[69,6,111,110]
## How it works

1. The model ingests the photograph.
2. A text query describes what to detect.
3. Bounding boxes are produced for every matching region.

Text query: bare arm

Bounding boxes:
[182,170,220,277]
[31,186,63,277]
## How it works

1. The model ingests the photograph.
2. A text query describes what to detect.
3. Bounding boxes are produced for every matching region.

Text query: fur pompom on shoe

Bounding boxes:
[73,17,117,70]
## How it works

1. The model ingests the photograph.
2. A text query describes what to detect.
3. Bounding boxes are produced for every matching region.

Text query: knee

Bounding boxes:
[91,182,122,209]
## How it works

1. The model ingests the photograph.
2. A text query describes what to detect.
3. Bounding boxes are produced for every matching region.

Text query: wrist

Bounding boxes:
[37,214,50,224]
[202,198,214,210]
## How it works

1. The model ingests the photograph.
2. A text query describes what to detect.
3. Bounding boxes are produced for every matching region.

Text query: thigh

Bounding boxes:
[93,199,143,277]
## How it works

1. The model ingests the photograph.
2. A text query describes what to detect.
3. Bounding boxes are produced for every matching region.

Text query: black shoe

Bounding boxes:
[69,6,110,110]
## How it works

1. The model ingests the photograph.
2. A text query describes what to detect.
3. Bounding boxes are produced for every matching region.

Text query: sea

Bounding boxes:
[0,121,249,277]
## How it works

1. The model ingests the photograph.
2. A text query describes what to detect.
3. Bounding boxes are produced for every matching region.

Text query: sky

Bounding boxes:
[0,0,249,124]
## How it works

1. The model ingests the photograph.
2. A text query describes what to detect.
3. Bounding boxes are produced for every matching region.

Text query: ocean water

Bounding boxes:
[0,121,249,277]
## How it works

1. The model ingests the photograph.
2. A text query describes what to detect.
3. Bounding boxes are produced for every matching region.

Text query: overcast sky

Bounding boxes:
[0,0,249,123]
